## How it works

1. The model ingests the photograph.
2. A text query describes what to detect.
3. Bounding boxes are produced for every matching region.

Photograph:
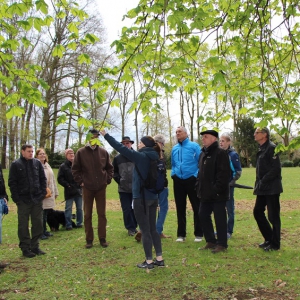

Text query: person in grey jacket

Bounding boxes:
[113,136,137,236]
[253,127,283,251]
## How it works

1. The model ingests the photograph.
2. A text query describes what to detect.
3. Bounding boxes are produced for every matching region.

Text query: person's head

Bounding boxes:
[21,144,34,160]
[65,148,75,162]
[139,136,161,156]
[219,133,231,150]
[200,130,219,148]
[121,136,134,149]
[153,134,165,149]
[254,127,269,145]
[89,129,100,139]
[35,148,48,164]
[176,126,188,142]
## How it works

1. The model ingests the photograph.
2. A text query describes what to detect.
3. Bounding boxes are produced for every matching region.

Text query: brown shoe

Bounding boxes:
[160,233,171,238]
[100,238,108,248]
[199,242,217,250]
[211,245,227,253]
[135,231,142,242]
[85,241,93,249]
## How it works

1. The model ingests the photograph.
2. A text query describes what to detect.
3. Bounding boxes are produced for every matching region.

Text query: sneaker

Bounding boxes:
[153,259,165,267]
[259,241,270,248]
[227,233,231,239]
[22,249,36,258]
[40,234,48,240]
[176,237,186,242]
[100,238,108,248]
[194,236,203,242]
[31,248,46,255]
[264,244,279,252]
[135,231,142,242]
[211,245,227,254]
[44,231,53,237]
[128,230,136,236]
[85,241,93,249]
[137,261,154,269]
[199,242,217,250]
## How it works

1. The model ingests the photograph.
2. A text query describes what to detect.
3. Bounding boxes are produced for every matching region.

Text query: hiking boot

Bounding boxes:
[160,233,171,238]
[211,245,227,253]
[85,241,93,249]
[22,249,36,258]
[176,237,186,242]
[31,248,46,255]
[199,242,217,250]
[137,261,154,269]
[100,238,108,248]
[153,259,165,267]
[135,231,142,242]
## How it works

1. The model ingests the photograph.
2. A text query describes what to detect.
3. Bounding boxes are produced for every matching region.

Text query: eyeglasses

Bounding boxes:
[38,153,46,156]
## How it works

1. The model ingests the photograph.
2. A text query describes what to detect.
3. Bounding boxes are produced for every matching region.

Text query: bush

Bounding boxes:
[281,160,294,167]
[292,157,300,167]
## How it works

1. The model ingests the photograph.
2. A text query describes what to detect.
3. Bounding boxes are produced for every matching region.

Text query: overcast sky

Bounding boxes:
[97,0,140,45]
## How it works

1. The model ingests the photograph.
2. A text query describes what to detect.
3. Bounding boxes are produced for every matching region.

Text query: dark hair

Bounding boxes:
[21,144,33,151]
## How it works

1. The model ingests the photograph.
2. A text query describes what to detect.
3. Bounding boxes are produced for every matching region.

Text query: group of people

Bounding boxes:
[0,125,282,270]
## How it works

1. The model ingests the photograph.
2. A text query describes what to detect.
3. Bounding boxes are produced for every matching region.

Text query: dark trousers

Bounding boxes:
[199,201,228,248]
[226,187,235,234]
[43,209,52,233]
[133,198,162,260]
[17,201,43,251]
[173,176,203,237]
[119,192,137,231]
[83,187,107,242]
[253,194,281,249]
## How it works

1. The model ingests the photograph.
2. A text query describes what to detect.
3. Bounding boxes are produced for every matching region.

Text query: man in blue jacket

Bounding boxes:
[171,126,203,242]
[220,133,242,239]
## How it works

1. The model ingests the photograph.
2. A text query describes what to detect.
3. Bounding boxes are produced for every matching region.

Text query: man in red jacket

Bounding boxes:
[72,129,114,249]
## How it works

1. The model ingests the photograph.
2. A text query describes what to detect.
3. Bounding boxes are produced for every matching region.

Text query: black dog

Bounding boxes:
[47,209,77,231]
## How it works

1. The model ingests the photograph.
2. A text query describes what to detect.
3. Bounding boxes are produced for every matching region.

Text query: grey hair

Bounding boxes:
[260,127,270,139]
[176,126,188,133]
[220,132,232,141]
[153,134,166,145]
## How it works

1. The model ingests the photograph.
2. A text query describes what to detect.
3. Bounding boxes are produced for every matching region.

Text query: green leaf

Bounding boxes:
[6,106,25,119]
[52,45,65,58]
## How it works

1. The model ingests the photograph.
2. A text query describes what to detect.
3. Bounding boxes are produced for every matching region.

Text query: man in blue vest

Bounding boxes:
[220,133,242,239]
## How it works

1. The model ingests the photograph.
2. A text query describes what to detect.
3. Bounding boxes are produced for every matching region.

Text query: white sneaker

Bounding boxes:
[176,237,186,242]
[194,236,203,242]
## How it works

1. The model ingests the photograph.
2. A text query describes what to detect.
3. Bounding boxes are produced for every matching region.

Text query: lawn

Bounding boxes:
[0,168,299,299]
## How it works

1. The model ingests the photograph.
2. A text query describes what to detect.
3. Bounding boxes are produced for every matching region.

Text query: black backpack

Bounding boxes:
[136,159,165,194]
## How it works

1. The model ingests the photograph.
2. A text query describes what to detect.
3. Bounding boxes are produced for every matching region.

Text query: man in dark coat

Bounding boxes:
[8,144,47,258]
[253,127,283,251]
[196,130,231,253]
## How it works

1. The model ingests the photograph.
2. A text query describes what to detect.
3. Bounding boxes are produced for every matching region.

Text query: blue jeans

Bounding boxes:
[119,192,137,231]
[0,198,4,243]
[226,187,235,234]
[156,188,169,234]
[65,196,83,228]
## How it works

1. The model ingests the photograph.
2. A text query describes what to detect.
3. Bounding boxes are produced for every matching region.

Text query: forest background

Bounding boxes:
[1,0,300,168]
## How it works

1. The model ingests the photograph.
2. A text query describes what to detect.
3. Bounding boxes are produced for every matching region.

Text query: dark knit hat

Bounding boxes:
[89,129,100,136]
[121,136,134,144]
[141,136,155,148]
[200,129,219,138]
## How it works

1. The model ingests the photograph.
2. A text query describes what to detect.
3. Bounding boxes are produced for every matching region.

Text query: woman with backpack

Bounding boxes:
[100,130,165,270]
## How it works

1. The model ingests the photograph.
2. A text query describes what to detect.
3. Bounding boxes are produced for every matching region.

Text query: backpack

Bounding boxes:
[136,159,165,194]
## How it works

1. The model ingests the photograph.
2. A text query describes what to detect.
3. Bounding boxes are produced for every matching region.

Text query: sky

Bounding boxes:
[97,0,140,45]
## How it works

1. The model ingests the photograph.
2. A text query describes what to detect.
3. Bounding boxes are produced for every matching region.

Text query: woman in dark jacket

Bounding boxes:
[100,130,165,270]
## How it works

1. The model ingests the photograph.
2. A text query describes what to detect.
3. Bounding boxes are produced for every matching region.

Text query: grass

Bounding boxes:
[1,168,300,299]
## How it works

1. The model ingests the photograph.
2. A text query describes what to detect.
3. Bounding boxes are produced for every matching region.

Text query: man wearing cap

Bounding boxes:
[72,129,114,249]
[112,136,137,236]
[171,126,203,242]
[153,134,170,238]
[197,130,231,253]
[253,127,283,251]
[57,148,83,230]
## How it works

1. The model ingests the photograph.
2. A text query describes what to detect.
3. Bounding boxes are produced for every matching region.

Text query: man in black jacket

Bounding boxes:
[196,130,231,253]
[8,144,47,258]
[113,136,137,236]
[57,148,83,230]
[253,127,283,251]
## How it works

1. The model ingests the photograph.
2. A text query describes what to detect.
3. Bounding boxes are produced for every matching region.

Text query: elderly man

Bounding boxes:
[113,136,137,236]
[171,126,203,242]
[197,130,231,253]
[220,133,242,239]
[8,144,47,258]
[253,127,283,251]
[72,129,114,249]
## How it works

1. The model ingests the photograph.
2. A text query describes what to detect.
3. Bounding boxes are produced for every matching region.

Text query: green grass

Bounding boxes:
[1,168,300,299]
